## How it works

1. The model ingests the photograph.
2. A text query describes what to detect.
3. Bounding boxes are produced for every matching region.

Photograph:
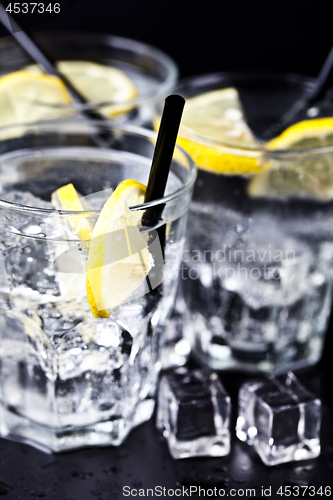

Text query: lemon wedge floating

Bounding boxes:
[175,88,261,175]
[0,70,73,134]
[86,179,153,318]
[50,183,93,301]
[51,183,93,242]
[26,61,138,117]
[248,118,333,200]
[265,117,333,150]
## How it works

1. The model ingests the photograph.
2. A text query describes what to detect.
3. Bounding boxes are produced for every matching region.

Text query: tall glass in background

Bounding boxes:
[0,120,195,451]
[164,72,333,373]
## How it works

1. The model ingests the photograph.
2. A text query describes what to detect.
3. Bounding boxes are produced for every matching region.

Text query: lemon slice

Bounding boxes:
[50,183,93,302]
[175,88,261,175]
[26,61,138,117]
[86,179,153,318]
[265,118,333,150]
[51,183,93,242]
[0,70,73,134]
[248,118,333,200]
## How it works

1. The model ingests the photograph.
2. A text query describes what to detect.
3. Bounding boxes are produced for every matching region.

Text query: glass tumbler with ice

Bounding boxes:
[0,120,196,452]
[0,32,178,131]
[164,72,333,373]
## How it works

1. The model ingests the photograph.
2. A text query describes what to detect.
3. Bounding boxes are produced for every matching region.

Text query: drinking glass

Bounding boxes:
[164,72,333,373]
[0,119,196,452]
[0,31,178,127]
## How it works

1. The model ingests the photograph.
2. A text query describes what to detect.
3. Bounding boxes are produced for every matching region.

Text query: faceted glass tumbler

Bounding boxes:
[0,32,178,129]
[236,371,321,466]
[166,72,333,374]
[0,120,196,452]
[156,367,231,459]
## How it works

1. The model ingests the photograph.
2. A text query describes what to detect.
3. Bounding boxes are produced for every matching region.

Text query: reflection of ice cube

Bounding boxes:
[236,371,321,466]
[156,366,231,459]
[222,237,313,309]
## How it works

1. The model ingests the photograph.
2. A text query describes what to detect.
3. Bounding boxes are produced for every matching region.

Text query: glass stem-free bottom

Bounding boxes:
[0,398,155,453]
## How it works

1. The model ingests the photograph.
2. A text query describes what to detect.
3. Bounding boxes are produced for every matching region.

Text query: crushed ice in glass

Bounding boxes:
[236,371,321,466]
[156,366,231,459]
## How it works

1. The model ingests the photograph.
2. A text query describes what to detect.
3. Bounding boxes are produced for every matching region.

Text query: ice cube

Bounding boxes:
[156,366,231,459]
[236,371,321,466]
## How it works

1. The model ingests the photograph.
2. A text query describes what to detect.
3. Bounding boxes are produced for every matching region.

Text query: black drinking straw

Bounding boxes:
[263,43,333,141]
[140,95,185,298]
[142,94,185,227]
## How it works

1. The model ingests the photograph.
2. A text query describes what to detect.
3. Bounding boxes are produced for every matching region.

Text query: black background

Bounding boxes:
[1,0,333,78]
[0,1,333,499]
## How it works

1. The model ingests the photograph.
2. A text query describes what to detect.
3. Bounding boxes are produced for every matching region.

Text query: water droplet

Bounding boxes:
[71,471,93,479]
[103,466,118,475]
[307,106,319,118]
[232,476,245,484]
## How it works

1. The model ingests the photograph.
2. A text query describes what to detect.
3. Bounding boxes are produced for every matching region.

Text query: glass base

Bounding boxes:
[183,311,324,373]
[190,340,322,374]
[0,399,155,453]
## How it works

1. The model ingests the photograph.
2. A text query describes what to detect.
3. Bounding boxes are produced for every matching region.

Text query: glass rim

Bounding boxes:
[0,119,197,215]
[173,70,333,156]
[0,31,179,110]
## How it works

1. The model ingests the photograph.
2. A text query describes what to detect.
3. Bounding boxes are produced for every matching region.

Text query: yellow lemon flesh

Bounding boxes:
[51,183,93,242]
[248,118,333,200]
[0,70,72,133]
[176,88,261,174]
[26,61,138,117]
[51,183,93,302]
[86,179,153,318]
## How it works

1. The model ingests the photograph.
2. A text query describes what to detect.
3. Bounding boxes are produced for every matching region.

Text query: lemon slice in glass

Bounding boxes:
[26,61,138,117]
[51,183,93,302]
[0,70,73,133]
[248,118,333,200]
[51,183,93,242]
[86,179,153,318]
[175,88,261,174]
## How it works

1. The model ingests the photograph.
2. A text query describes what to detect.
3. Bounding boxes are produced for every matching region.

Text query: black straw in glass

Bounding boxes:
[262,43,333,141]
[140,94,185,301]
[142,94,185,228]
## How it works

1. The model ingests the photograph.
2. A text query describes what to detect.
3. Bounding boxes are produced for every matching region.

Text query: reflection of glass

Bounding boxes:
[0,120,195,452]
[0,32,178,127]
[166,73,333,373]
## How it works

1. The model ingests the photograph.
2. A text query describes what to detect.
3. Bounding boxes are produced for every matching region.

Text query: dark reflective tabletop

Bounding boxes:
[1,315,332,500]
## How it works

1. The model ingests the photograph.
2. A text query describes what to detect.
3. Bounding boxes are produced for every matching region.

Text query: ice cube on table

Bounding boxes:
[236,371,321,466]
[156,366,231,459]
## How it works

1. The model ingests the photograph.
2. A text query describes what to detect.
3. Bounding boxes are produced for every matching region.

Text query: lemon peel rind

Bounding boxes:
[266,118,333,150]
